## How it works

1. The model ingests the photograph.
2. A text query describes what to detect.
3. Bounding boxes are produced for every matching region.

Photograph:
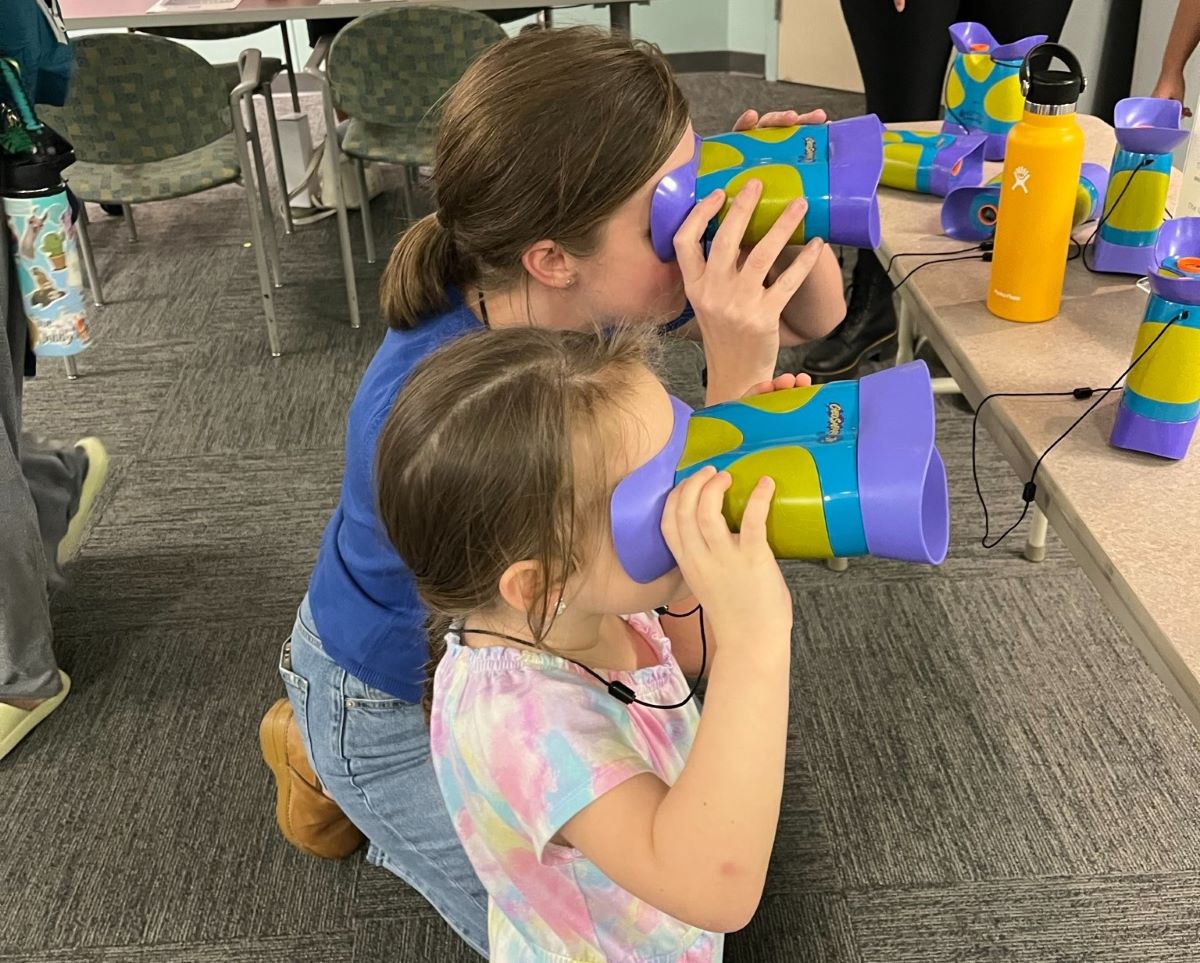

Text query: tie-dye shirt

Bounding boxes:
[429,613,722,962]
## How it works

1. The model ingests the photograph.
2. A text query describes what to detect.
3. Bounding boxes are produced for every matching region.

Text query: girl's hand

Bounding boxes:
[1153,71,1192,117]
[660,466,792,647]
[674,185,825,403]
[732,107,828,131]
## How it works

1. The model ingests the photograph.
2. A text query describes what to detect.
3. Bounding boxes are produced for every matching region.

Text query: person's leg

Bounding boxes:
[306,17,354,47]
[808,1,961,381]
[839,0,960,123]
[0,218,62,710]
[20,438,87,587]
[969,0,1073,44]
[284,600,488,958]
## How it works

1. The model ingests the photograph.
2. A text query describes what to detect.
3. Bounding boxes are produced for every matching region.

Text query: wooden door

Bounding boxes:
[777,0,863,93]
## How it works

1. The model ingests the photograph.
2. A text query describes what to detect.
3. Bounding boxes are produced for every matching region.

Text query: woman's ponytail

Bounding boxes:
[380,213,465,331]
[422,612,453,726]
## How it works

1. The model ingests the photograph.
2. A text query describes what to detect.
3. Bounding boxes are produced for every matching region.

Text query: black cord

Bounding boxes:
[1080,156,1155,274]
[885,244,983,275]
[459,602,706,710]
[892,252,991,292]
[972,311,1187,549]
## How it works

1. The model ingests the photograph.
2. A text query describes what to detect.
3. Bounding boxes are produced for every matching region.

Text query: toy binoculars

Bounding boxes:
[880,129,987,197]
[1090,97,1187,276]
[942,22,1047,161]
[611,362,950,584]
[941,162,1109,242]
[1110,218,1200,460]
[650,114,884,262]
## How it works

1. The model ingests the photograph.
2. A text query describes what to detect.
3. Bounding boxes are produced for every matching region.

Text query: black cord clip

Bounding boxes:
[607,681,636,705]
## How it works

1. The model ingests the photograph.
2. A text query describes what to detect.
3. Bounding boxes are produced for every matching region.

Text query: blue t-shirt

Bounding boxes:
[307,288,481,701]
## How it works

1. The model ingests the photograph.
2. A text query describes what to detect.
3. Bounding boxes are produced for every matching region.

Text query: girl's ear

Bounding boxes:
[497,560,545,617]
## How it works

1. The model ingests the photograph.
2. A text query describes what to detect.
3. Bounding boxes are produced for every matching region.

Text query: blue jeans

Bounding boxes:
[281,596,489,957]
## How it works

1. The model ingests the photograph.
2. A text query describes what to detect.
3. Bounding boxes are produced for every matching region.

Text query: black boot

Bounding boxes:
[803,251,897,382]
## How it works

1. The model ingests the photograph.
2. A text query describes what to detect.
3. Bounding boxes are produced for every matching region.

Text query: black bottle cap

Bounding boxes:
[1020,43,1086,108]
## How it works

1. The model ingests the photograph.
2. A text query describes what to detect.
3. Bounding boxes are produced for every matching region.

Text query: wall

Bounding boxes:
[727,0,773,56]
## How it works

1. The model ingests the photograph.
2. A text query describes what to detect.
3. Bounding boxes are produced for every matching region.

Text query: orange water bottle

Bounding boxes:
[987,44,1086,322]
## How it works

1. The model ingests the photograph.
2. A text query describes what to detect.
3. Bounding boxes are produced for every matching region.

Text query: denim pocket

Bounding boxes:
[278,634,312,757]
[278,635,309,698]
[341,672,414,711]
[339,677,427,768]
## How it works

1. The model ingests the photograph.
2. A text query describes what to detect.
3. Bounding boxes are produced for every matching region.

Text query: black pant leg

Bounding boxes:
[839,0,962,122]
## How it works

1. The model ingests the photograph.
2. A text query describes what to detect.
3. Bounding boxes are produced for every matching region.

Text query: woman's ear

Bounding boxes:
[521,239,579,291]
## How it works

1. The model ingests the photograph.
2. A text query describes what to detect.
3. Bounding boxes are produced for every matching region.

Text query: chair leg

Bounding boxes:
[231,86,282,356]
[322,92,361,329]
[355,158,376,264]
[238,170,282,357]
[279,22,301,113]
[123,204,138,242]
[401,164,417,223]
[63,356,79,380]
[246,90,283,288]
[263,86,295,234]
[75,205,104,306]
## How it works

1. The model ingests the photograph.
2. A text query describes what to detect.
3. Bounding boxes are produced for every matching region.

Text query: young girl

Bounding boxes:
[262,26,841,958]
[377,327,794,961]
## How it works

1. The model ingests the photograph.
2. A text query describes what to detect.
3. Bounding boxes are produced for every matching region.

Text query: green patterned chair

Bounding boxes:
[40,33,285,356]
[305,6,507,329]
[138,22,301,233]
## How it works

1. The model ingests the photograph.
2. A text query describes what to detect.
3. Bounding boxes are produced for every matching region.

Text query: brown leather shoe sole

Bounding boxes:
[259,698,365,859]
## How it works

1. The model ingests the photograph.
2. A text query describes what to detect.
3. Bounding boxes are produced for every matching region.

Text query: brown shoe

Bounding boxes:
[259,698,365,859]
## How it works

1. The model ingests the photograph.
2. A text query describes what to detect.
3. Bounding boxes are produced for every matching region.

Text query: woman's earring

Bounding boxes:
[555,598,567,616]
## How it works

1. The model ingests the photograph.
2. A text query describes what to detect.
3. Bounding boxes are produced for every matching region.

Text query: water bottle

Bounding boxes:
[986,43,1086,323]
[1,60,91,365]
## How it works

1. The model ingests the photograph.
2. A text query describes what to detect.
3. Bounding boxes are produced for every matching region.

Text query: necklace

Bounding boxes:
[455,604,705,710]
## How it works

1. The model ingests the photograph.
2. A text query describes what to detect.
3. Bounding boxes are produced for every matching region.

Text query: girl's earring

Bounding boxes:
[555,598,567,616]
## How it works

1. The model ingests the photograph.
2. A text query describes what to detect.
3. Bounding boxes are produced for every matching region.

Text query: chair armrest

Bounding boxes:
[304,35,333,78]
[232,47,264,100]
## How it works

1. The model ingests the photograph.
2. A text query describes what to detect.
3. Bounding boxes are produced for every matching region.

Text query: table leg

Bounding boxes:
[895,292,914,365]
[610,3,632,33]
[1024,502,1049,563]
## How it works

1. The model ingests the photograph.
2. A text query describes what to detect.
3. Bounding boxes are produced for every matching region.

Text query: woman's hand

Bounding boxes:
[674,185,826,405]
[1153,70,1192,117]
[732,107,828,131]
[744,372,812,397]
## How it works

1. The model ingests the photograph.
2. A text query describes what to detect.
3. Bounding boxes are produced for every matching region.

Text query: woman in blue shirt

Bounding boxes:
[266,26,845,958]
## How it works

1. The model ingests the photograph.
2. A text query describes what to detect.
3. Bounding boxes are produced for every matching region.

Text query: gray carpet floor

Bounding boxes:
[4,74,1200,963]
